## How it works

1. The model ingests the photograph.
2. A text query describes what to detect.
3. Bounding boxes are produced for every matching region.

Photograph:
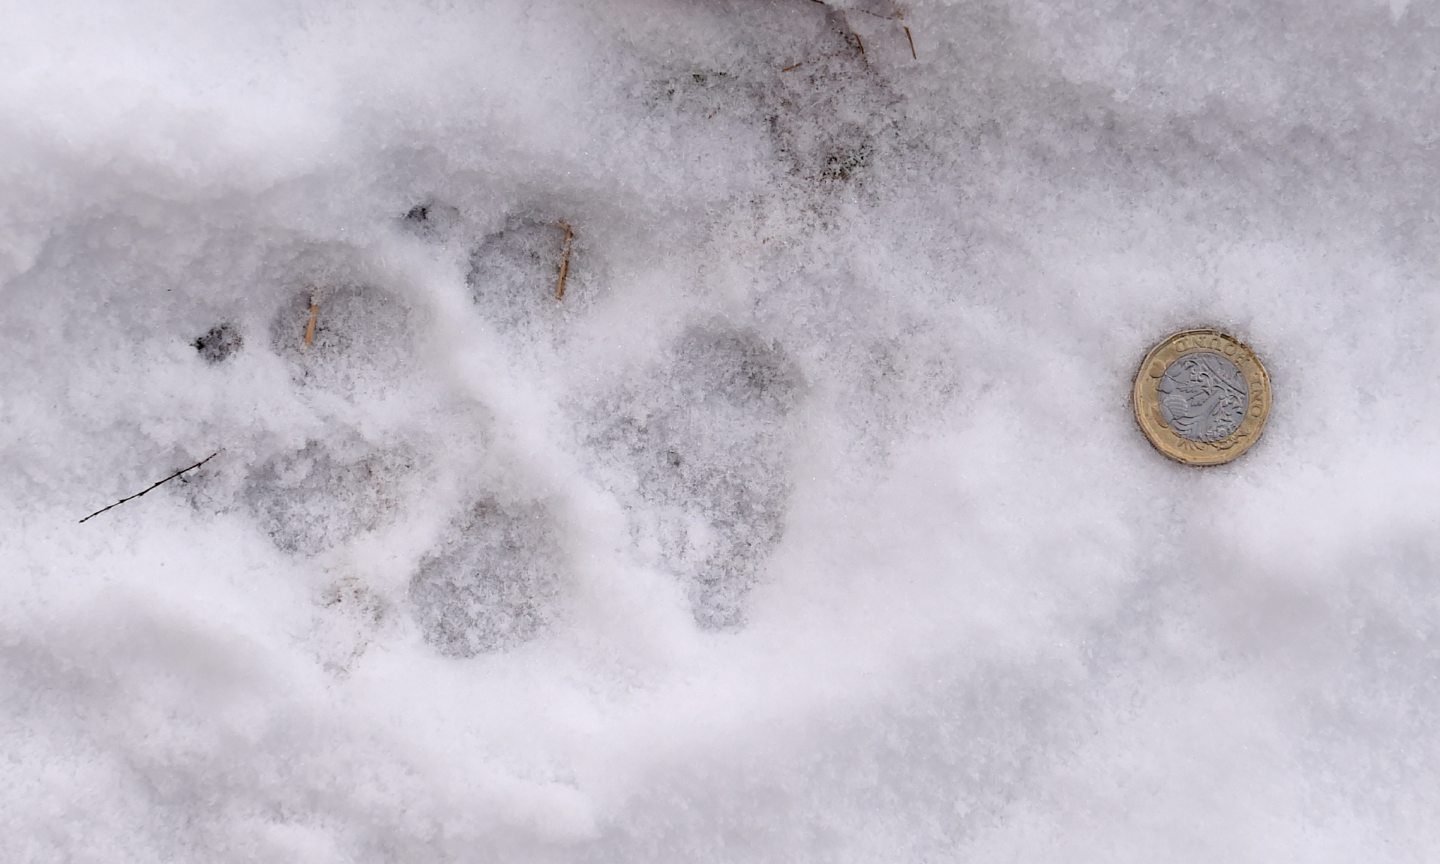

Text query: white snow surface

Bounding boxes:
[3,1,1439,861]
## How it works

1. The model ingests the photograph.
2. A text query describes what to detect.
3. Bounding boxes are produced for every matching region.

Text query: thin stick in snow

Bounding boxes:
[304,291,319,347]
[78,451,222,524]
[555,221,574,301]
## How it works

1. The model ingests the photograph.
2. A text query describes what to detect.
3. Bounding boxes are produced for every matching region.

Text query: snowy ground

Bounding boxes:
[3,1,1438,861]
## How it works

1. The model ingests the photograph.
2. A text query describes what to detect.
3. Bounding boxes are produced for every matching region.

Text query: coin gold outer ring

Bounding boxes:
[1132,328,1271,466]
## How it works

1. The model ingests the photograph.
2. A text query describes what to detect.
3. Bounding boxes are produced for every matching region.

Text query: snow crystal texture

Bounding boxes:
[2,1,1438,861]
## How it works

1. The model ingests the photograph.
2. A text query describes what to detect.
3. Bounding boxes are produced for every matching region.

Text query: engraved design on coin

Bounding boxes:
[1132,328,1271,467]
[1157,352,1249,442]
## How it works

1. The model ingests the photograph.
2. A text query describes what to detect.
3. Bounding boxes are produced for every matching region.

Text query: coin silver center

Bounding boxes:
[1157,351,1249,442]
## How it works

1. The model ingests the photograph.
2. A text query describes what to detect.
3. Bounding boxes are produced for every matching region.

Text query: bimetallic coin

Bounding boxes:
[1133,329,1270,466]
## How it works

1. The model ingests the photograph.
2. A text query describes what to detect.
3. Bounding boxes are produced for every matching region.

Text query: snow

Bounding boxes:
[2,0,1438,861]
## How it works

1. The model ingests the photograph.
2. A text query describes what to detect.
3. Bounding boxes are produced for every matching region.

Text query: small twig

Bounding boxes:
[782,61,804,73]
[809,0,914,61]
[304,291,319,347]
[555,221,574,301]
[79,451,222,524]
[896,3,917,59]
[847,20,867,62]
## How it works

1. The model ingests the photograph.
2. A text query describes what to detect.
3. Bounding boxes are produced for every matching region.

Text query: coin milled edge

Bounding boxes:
[1132,328,1271,466]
